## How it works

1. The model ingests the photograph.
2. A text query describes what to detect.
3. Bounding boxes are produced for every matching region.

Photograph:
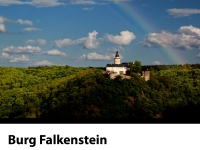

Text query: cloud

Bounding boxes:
[0,16,6,22]
[0,16,12,22]
[71,0,96,4]
[0,16,33,32]
[30,0,64,7]
[43,49,67,57]
[76,54,87,60]
[79,30,101,49]
[197,53,200,57]
[0,0,26,6]
[3,45,41,54]
[23,27,41,32]
[140,25,200,50]
[71,0,108,5]
[83,7,94,10]
[55,30,102,49]
[17,19,32,26]
[37,39,46,45]
[0,0,110,6]
[2,52,9,58]
[75,50,125,61]
[25,39,35,44]
[75,52,113,61]
[103,0,132,4]
[178,25,200,37]
[105,30,136,45]
[0,0,64,7]
[0,23,6,32]
[34,60,53,66]
[9,55,30,63]
[103,0,131,1]
[0,16,12,32]
[152,61,162,65]
[55,39,74,47]
[167,8,200,17]
[25,39,46,45]
[106,46,125,53]
[55,30,136,49]
[1,52,30,63]
[87,52,112,60]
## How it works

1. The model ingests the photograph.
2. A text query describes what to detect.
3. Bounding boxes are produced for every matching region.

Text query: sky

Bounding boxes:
[0,0,200,67]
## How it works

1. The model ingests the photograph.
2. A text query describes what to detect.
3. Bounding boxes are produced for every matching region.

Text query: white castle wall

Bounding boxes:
[106,67,127,75]
[141,71,150,81]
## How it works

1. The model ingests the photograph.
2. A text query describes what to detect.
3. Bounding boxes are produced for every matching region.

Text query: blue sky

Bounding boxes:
[0,0,200,67]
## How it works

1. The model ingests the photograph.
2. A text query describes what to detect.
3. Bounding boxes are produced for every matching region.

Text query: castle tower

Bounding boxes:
[142,71,145,76]
[114,51,120,64]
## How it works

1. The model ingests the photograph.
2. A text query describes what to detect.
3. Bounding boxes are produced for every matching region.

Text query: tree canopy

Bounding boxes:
[128,60,142,75]
[0,64,200,118]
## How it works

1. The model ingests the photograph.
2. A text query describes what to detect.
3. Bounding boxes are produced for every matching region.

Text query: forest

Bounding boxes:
[0,63,200,118]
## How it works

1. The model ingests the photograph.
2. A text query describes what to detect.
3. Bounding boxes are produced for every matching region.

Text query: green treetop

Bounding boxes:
[129,60,142,73]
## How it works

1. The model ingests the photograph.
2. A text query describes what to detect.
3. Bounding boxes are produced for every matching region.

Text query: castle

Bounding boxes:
[103,51,150,81]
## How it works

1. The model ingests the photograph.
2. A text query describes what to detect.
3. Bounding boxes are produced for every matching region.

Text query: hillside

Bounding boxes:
[0,64,200,118]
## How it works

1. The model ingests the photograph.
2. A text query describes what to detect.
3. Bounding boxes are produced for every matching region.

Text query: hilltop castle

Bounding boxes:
[103,51,150,81]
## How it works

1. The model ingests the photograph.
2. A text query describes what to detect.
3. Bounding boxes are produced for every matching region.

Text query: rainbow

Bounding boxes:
[106,1,186,65]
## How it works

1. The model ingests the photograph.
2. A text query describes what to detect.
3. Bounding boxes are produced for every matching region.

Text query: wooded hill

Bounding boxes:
[0,64,200,118]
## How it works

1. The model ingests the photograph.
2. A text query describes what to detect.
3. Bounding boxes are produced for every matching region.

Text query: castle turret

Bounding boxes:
[141,69,150,81]
[114,51,120,64]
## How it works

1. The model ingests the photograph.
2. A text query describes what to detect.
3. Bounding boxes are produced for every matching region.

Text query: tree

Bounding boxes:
[129,60,142,73]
